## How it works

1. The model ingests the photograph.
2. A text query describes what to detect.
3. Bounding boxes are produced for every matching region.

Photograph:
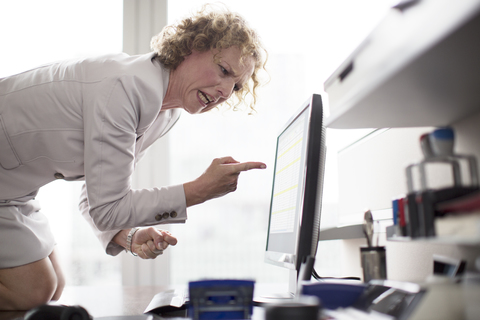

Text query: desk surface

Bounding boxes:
[0,286,169,320]
[0,285,270,320]
[60,285,168,317]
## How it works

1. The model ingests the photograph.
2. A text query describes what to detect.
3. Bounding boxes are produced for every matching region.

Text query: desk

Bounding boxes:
[60,286,169,317]
[0,286,169,320]
[0,285,268,320]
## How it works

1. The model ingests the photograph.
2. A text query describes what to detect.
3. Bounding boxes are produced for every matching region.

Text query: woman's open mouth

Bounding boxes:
[198,90,214,106]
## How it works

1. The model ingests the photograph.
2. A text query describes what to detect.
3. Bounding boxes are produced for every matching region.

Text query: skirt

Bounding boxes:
[0,200,56,268]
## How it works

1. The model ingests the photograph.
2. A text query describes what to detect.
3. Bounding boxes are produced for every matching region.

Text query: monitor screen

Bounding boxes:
[264,94,326,282]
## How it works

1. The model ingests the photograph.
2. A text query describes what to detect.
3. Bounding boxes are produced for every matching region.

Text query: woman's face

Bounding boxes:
[166,46,255,114]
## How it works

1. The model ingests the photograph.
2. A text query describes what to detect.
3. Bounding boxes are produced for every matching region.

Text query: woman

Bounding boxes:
[0,5,267,310]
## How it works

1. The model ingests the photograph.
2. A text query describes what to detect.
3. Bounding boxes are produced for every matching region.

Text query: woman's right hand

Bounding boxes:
[131,227,177,259]
[183,156,266,207]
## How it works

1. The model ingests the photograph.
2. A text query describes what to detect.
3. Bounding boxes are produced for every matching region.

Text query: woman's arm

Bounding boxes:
[79,183,178,257]
[82,76,187,231]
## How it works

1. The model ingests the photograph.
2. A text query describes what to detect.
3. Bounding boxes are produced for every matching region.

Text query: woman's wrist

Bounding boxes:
[112,229,131,249]
[183,180,206,207]
[126,227,139,256]
[112,228,140,255]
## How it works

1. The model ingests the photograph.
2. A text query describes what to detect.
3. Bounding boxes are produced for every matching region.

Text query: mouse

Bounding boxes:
[24,304,92,320]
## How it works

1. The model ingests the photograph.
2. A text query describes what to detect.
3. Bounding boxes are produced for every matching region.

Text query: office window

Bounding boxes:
[167,0,393,284]
[0,0,123,285]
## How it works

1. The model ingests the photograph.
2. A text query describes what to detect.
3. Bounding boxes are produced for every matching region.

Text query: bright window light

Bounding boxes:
[167,0,394,284]
[0,0,123,286]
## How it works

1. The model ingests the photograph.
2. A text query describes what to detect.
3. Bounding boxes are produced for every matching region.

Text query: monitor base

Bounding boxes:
[253,292,295,306]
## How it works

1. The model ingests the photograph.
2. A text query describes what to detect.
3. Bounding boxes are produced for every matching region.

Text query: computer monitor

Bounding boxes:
[264,93,326,297]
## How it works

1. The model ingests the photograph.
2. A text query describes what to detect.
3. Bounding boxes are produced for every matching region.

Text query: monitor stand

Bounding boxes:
[253,256,316,305]
[253,293,294,305]
[253,270,297,306]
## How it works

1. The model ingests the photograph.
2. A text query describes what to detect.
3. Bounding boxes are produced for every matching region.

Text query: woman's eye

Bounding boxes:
[233,84,240,92]
[220,65,228,75]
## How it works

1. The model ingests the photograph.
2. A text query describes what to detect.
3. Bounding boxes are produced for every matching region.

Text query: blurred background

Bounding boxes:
[0,0,395,287]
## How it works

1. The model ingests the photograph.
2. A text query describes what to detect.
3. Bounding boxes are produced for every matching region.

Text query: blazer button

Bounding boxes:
[54,173,65,179]
[162,212,170,219]
[155,214,162,221]
[170,211,177,218]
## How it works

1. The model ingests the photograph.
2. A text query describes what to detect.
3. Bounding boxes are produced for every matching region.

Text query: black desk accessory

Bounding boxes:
[433,254,466,278]
[24,304,92,320]
[264,296,320,320]
[352,280,425,320]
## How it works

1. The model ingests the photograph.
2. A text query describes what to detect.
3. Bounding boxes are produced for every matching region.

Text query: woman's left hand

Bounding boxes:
[131,227,177,259]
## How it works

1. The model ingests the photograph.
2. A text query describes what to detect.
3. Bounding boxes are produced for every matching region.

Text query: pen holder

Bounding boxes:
[360,246,387,282]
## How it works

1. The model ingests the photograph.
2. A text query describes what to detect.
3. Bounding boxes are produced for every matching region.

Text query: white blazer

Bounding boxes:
[0,53,187,254]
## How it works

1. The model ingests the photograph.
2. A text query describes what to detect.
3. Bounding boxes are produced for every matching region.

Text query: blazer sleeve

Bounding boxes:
[79,183,124,256]
[82,75,187,233]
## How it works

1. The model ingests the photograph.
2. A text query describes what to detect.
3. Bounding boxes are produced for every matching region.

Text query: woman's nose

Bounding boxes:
[218,79,235,99]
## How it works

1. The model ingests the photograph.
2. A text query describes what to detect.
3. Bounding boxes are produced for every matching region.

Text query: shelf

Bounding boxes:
[387,235,480,246]
[386,218,480,246]
[324,0,480,129]
[319,224,364,241]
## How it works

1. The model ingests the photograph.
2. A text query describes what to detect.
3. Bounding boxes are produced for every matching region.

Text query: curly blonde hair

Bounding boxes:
[150,4,267,112]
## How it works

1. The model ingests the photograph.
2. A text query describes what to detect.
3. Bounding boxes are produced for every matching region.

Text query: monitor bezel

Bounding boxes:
[264,94,325,273]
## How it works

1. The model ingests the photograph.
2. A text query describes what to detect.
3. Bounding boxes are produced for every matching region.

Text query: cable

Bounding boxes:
[312,268,361,281]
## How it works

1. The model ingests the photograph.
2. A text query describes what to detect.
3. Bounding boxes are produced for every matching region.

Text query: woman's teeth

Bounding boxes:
[199,91,211,104]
